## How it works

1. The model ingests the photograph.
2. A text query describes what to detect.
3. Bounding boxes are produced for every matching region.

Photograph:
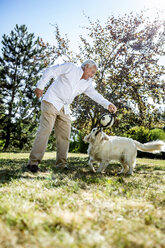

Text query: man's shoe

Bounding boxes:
[56,164,69,170]
[64,164,69,170]
[26,164,39,173]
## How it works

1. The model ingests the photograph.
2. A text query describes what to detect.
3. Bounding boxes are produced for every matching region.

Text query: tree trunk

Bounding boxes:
[3,126,11,150]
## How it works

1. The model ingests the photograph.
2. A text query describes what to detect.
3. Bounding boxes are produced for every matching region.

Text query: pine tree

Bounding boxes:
[0,24,55,150]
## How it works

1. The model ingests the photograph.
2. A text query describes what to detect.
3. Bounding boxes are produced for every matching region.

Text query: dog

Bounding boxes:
[84,127,165,175]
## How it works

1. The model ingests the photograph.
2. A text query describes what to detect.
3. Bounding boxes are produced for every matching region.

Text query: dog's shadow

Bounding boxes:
[0,156,158,185]
[51,158,129,178]
[43,157,155,177]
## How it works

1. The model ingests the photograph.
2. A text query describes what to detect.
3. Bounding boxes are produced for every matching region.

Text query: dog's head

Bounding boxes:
[83,127,109,143]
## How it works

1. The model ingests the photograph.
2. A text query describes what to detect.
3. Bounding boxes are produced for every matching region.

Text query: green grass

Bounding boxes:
[0,152,165,248]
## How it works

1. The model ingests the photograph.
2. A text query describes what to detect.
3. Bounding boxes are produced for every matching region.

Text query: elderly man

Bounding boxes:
[27,60,117,172]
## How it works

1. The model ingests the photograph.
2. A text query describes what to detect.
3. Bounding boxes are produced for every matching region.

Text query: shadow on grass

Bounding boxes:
[134,164,153,174]
[0,156,164,184]
[135,163,165,174]
[0,158,50,184]
[0,157,117,184]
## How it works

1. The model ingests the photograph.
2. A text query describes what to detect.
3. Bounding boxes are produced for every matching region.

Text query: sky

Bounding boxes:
[0,0,165,57]
[0,0,164,111]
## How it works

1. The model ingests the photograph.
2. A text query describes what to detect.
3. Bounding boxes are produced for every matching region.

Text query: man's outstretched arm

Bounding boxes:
[84,84,117,113]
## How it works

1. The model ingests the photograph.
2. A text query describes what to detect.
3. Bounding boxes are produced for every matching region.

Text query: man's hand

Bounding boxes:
[108,103,117,113]
[35,88,43,98]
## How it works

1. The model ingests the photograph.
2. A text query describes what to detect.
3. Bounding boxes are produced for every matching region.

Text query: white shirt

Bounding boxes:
[36,62,111,115]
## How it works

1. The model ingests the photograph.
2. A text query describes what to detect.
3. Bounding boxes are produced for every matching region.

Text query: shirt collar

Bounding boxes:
[78,66,92,82]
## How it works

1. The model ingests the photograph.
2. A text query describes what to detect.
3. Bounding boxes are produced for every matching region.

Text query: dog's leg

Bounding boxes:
[88,159,96,173]
[97,162,106,173]
[123,164,129,174]
[102,163,109,173]
[118,163,129,175]
[127,162,136,175]
[118,164,124,175]
[127,155,136,175]
[127,166,133,175]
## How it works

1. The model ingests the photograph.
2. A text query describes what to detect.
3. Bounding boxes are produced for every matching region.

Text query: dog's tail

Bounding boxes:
[134,140,165,153]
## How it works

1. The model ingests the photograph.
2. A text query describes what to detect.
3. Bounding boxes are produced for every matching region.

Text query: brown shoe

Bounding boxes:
[56,164,69,170]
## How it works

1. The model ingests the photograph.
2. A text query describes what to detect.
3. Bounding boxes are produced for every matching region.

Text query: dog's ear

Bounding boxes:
[101,132,109,141]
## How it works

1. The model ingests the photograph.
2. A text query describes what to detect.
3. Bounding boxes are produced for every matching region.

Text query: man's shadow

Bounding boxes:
[0,156,161,185]
[0,158,49,184]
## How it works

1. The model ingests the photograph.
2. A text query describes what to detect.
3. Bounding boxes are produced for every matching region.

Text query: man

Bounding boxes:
[27,60,117,172]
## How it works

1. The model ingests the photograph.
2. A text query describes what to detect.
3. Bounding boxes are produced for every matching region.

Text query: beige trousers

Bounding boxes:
[28,100,71,166]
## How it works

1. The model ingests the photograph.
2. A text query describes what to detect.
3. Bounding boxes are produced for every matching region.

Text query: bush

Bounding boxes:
[69,129,88,153]
[0,140,5,151]
[124,126,150,143]
[124,126,165,159]
[149,128,165,141]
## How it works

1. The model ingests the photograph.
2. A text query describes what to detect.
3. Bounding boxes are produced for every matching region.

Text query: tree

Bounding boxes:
[60,11,165,134]
[0,24,55,150]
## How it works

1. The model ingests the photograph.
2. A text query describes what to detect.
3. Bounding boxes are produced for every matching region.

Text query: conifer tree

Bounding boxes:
[0,24,55,150]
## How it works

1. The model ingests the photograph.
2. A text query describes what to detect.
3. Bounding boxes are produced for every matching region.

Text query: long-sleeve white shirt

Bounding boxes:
[36,62,111,115]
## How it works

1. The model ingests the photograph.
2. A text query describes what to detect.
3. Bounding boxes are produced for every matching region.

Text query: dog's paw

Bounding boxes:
[117,171,124,176]
[127,172,133,176]
[96,169,104,173]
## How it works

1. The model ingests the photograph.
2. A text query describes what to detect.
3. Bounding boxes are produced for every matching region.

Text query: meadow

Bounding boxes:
[0,152,165,248]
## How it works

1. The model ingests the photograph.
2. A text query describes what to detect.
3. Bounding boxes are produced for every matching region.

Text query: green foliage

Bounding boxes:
[0,25,55,150]
[123,126,165,158]
[68,11,165,132]
[124,126,150,143]
[69,129,88,153]
[149,128,165,141]
[0,139,5,149]
[47,133,57,151]
[125,126,165,143]
[1,12,165,152]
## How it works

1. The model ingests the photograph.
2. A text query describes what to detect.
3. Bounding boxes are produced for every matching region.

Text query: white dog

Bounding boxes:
[84,128,165,175]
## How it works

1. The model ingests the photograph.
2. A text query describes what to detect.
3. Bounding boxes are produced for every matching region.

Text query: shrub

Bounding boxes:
[124,126,150,143]
[149,128,165,141]
[124,126,165,159]
[69,129,88,153]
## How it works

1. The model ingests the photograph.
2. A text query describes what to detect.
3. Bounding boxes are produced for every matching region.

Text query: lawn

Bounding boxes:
[0,152,165,248]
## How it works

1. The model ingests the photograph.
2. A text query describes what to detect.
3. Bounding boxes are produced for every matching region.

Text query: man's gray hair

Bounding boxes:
[81,59,97,69]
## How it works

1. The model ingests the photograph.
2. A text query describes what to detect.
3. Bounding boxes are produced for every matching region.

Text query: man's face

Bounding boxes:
[82,65,97,80]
